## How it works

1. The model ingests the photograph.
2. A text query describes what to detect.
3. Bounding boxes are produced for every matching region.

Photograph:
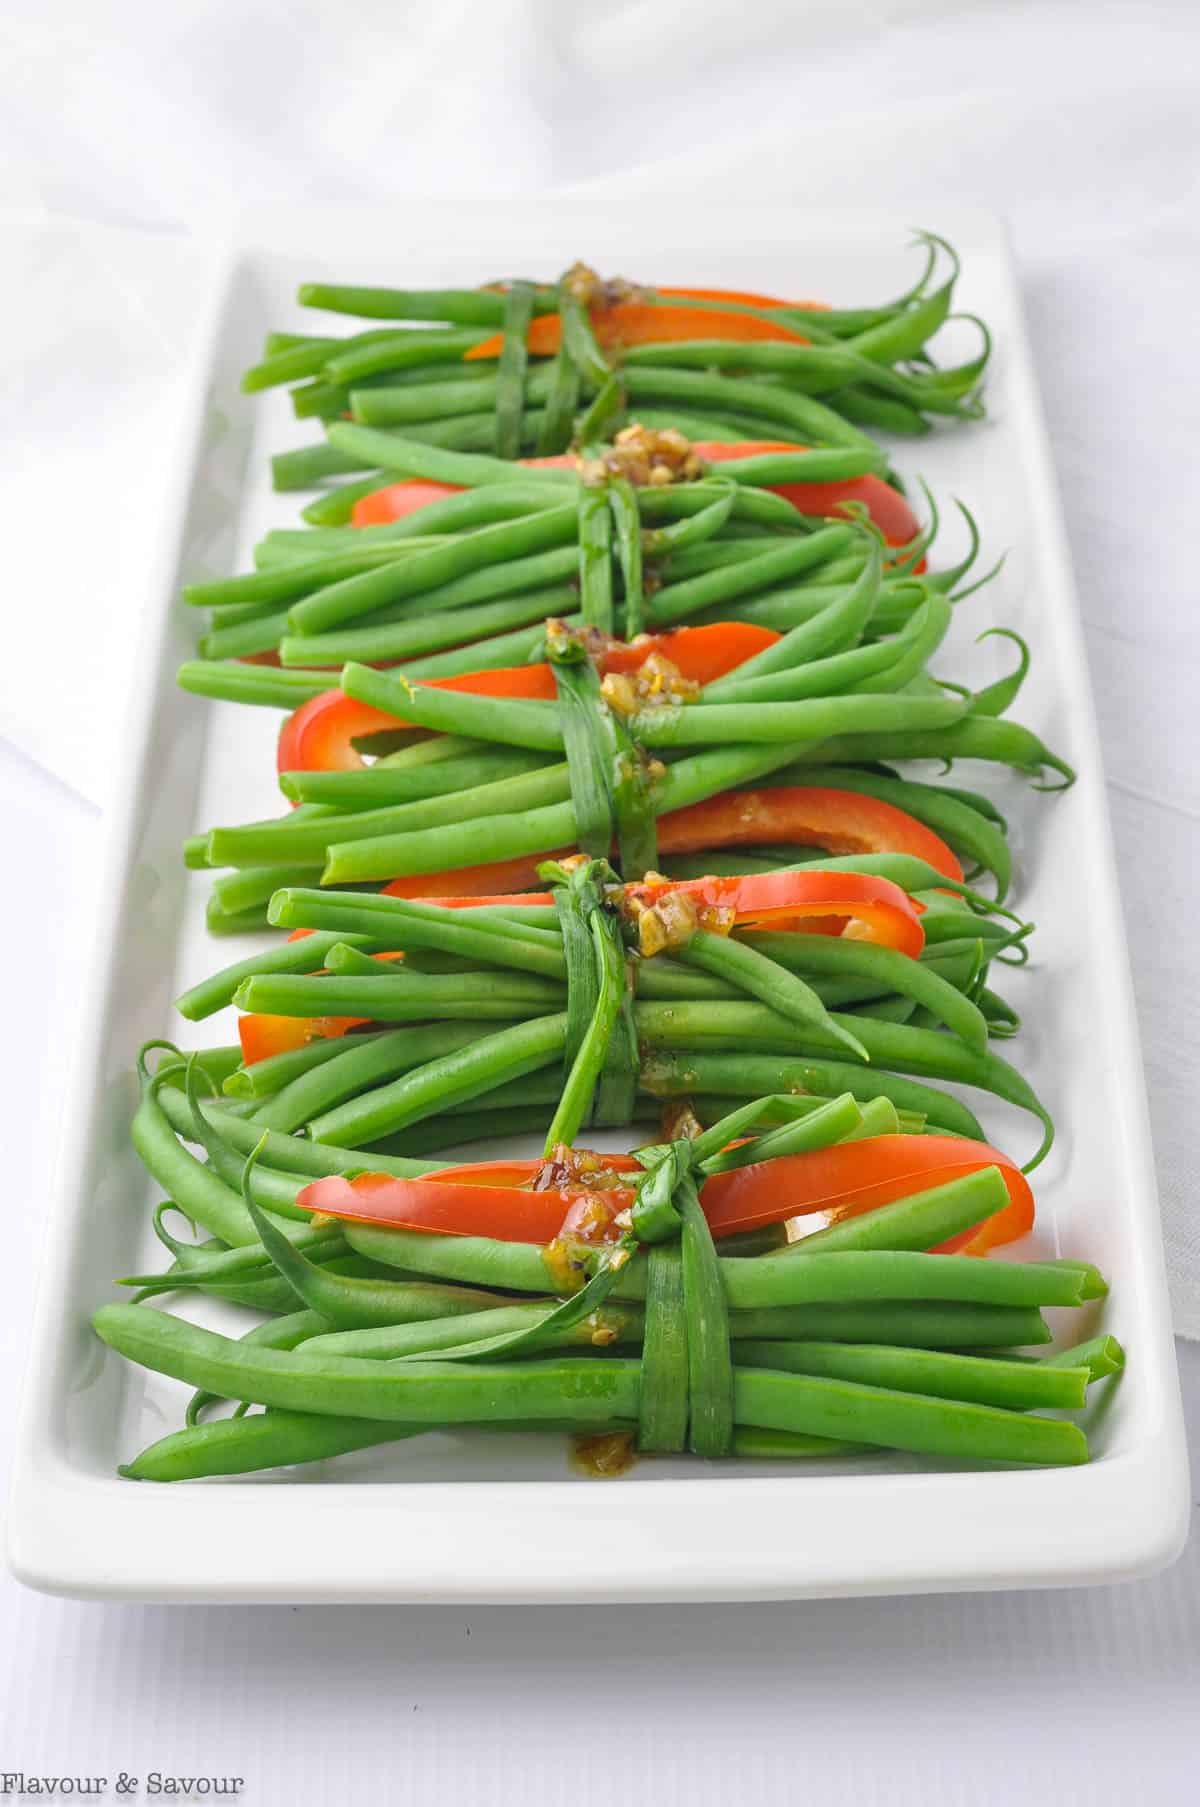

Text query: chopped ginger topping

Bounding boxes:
[562,261,644,309]
[534,1144,630,1194]
[600,651,700,718]
[580,423,707,490]
[622,878,734,955]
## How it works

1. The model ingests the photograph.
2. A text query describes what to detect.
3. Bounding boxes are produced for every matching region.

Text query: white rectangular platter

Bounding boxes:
[7,202,1189,1601]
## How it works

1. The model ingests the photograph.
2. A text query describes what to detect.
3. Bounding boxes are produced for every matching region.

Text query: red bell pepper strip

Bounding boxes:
[350,442,919,546]
[238,1012,365,1066]
[464,303,812,364]
[296,1134,1031,1253]
[656,787,964,883]
[602,621,779,685]
[276,623,780,779]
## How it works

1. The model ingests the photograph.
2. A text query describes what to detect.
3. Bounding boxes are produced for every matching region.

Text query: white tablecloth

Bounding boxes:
[1,2,1197,1799]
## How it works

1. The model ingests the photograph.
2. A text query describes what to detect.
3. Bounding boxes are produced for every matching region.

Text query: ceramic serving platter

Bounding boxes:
[7,202,1188,1601]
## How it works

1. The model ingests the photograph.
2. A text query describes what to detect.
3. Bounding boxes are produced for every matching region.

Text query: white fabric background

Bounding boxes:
[1,2,1198,1800]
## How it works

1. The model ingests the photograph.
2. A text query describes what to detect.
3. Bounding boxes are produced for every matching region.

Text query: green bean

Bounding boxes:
[205,899,272,935]
[207,865,320,921]
[197,609,292,661]
[98,1304,1081,1466]
[305,1300,640,1362]
[308,1012,568,1147]
[351,542,581,626]
[737,931,988,1053]
[704,555,882,694]
[622,366,881,452]
[223,1035,375,1100]
[735,1343,1089,1410]
[122,1409,638,1482]
[845,269,955,366]
[281,583,575,667]
[279,746,551,809]
[155,1084,441,1180]
[297,480,571,550]
[183,541,435,610]
[708,450,891,488]
[713,1247,1098,1310]
[384,406,553,455]
[298,283,554,325]
[1043,1335,1125,1381]
[335,1222,1052,1351]
[301,477,390,526]
[701,578,924,639]
[374,1105,565,1157]
[731,1427,865,1459]
[696,1092,865,1174]
[210,763,575,871]
[640,483,737,559]
[400,614,581,680]
[319,328,493,385]
[287,504,577,636]
[319,738,805,884]
[733,1364,1085,1465]
[273,442,376,492]
[638,479,810,534]
[638,1050,986,1141]
[676,930,868,1060]
[700,589,949,707]
[173,931,370,1023]
[176,662,333,710]
[121,1410,417,1480]
[156,1045,244,1090]
[251,1023,504,1134]
[121,1219,345,1294]
[825,388,929,436]
[325,422,578,491]
[337,666,966,755]
[185,1311,328,1425]
[235,968,563,1025]
[348,366,537,427]
[269,887,567,978]
[244,1197,500,1330]
[275,883,561,945]
[644,523,855,627]
[629,334,976,419]
[96,1304,639,1425]
[241,335,341,392]
[632,690,966,749]
[788,716,1075,789]
[634,1003,1052,1166]
[131,1056,258,1246]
